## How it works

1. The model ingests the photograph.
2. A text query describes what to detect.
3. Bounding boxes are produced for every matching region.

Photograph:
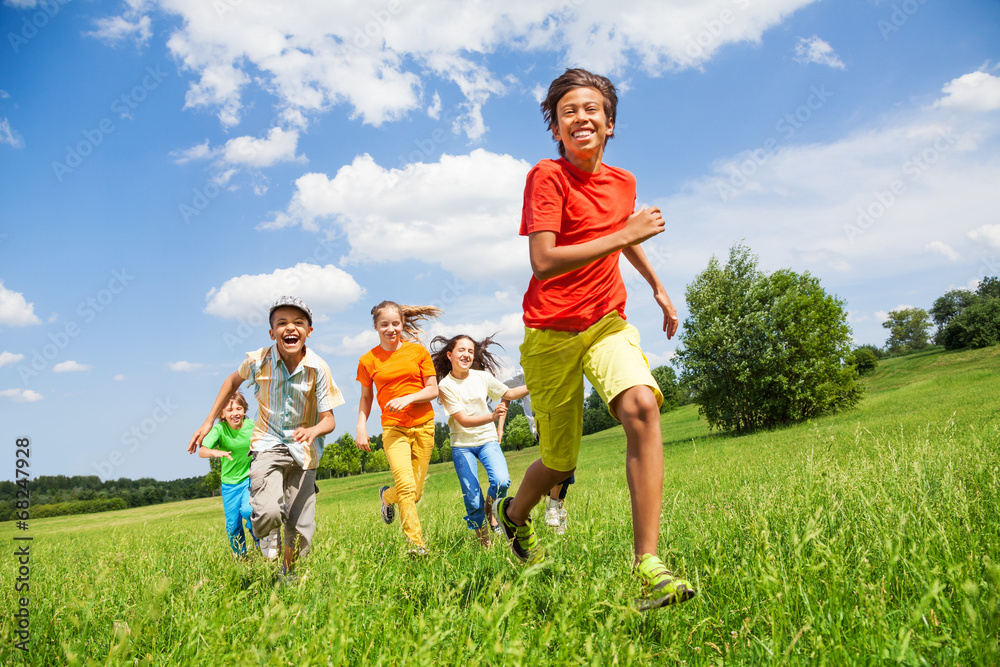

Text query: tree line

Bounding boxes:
[0,474,213,521]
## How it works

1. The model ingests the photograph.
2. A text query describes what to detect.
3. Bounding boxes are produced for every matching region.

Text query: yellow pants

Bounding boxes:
[520,312,663,471]
[382,420,435,547]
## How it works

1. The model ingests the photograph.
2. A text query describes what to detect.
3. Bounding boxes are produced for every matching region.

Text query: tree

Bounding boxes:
[582,387,617,435]
[882,308,932,354]
[500,414,535,451]
[977,276,1000,300]
[850,346,879,376]
[939,297,1000,350]
[675,243,862,434]
[650,365,681,413]
[203,457,222,496]
[930,289,976,337]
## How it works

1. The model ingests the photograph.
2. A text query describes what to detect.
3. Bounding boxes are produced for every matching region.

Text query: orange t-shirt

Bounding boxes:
[356,341,435,428]
[519,158,633,331]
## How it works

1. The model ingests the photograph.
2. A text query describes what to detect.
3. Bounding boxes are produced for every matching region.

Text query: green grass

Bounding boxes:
[2,347,999,665]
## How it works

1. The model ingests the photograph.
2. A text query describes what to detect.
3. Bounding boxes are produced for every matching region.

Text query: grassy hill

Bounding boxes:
[2,347,998,665]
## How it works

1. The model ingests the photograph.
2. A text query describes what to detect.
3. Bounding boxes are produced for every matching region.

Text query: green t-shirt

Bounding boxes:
[201,419,253,485]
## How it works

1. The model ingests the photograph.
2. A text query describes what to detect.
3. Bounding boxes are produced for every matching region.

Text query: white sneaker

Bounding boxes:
[260,529,281,561]
[555,507,568,535]
[545,502,561,529]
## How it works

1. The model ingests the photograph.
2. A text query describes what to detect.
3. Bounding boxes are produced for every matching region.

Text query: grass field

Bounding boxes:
[2,347,998,665]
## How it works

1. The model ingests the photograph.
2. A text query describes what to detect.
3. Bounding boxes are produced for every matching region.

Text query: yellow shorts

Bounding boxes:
[520,312,663,472]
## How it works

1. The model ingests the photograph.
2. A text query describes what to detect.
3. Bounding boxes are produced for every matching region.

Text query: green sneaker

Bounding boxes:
[493,497,543,564]
[635,554,696,611]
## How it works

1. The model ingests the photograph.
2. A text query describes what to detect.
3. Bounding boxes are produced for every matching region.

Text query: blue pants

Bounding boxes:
[451,441,510,529]
[221,479,256,556]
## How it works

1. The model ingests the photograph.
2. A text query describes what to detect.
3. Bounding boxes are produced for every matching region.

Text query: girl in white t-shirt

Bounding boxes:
[431,334,529,547]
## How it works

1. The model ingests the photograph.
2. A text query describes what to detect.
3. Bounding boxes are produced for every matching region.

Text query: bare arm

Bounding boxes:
[622,245,679,339]
[187,371,244,453]
[198,446,232,460]
[528,207,665,280]
[451,402,507,429]
[356,384,374,451]
[502,385,530,401]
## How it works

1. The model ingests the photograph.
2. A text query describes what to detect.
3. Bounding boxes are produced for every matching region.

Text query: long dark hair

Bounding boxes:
[430,334,504,382]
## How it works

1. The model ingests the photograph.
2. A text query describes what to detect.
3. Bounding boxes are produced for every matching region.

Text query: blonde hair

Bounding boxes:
[370,300,442,342]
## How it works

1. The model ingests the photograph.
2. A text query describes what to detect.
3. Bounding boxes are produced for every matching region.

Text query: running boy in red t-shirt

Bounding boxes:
[493,68,696,610]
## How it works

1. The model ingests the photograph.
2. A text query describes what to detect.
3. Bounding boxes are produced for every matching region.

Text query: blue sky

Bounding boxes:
[2,0,998,482]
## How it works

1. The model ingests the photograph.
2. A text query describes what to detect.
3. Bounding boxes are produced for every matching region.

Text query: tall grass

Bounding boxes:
[2,347,998,665]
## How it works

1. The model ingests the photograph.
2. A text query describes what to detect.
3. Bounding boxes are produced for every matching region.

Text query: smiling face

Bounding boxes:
[269,306,312,360]
[221,398,246,429]
[374,305,404,350]
[446,337,475,378]
[552,86,613,173]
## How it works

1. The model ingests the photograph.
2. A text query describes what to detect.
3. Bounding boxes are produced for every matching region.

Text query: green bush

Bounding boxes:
[31,497,128,518]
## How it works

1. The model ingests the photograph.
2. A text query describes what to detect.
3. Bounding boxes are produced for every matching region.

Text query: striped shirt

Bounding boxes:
[238,345,344,469]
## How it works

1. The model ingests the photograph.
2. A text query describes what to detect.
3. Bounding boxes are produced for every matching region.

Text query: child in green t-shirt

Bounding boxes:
[195,391,257,557]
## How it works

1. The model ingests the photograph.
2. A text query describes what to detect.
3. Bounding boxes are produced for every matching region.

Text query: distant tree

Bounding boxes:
[977,276,1000,300]
[500,414,535,451]
[850,346,879,376]
[582,387,617,435]
[203,457,222,496]
[439,438,452,463]
[939,297,1000,350]
[675,243,862,434]
[367,450,390,473]
[930,289,977,337]
[650,365,681,413]
[434,422,449,449]
[882,307,932,354]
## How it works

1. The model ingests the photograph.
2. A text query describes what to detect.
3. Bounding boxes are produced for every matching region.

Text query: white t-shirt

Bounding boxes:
[438,369,509,447]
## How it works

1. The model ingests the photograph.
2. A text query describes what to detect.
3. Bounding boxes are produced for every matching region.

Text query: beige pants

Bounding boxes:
[249,445,317,557]
[382,421,435,547]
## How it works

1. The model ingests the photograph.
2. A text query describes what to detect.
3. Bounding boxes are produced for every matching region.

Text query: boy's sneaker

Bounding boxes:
[493,497,543,565]
[260,529,281,561]
[407,545,430,558]
[379,486,395,525]
[634,553,696,611]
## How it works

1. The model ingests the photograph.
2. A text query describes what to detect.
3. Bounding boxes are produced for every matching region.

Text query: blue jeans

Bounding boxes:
[221,479,256,556]
[451,440,510,529]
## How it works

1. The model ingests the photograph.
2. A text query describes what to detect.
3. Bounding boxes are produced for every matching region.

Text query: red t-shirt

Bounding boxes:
[356,342,435,428]
[519,158,634,331]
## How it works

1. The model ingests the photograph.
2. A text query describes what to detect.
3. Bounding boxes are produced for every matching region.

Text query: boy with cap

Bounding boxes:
[189,296,344,581]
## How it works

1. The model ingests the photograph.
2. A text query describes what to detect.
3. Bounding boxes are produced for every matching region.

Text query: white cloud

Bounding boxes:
[86,14,152,47]
[221,127,305,168]
[0,282,42,326]
[0,117,24,148]
[95,0,818,135]
[651,72,1000,289]
[0,388,43,403]
[793,35,845,69]
[968,224,1000,249]
[53,361,93,373]
[0,351,24,368]
[171,140,212,164]
[114,374,128,381]
[325,329,379,357]
[169,361,204,372]
[934,70,1000,113]
[204,263,364,320]
[263,149,533,282]
[924,241,960,261]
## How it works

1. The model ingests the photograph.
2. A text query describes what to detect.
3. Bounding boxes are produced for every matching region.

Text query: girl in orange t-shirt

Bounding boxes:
[356,300,441,555]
